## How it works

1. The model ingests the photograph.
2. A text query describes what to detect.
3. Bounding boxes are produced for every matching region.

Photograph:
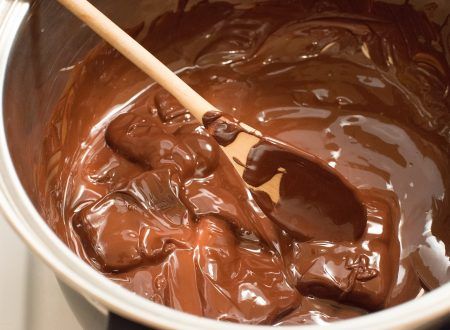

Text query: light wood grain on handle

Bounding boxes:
[57,0,218,122]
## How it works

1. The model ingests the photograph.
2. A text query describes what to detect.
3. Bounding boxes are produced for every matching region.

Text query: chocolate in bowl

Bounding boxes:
[2,0,450,328]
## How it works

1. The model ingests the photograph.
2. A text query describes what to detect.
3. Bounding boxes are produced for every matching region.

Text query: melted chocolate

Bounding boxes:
[40,0,450,325]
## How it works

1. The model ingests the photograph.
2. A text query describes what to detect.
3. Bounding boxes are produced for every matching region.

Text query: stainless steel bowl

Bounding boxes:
[1,0,449,329]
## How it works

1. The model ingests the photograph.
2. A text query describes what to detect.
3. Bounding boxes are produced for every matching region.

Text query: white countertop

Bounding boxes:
[0,218,82,330]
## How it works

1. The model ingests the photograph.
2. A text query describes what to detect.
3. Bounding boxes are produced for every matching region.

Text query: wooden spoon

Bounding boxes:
[57,0,366,242]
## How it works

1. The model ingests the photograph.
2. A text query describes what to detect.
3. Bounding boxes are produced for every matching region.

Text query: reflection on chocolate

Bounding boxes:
[40,0,450,325]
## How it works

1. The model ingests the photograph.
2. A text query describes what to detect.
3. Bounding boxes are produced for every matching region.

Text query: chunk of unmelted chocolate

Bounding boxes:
[106,112,220,179]
[195,216,300,323]
[175,132,220,177]
[76,169,192,271]
[105,112,173,169]
[75,193,146,271]
[295,243,387,311]
[127,170,190,226]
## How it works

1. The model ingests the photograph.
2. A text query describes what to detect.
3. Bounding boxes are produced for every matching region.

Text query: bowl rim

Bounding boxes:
[0,1,449,329]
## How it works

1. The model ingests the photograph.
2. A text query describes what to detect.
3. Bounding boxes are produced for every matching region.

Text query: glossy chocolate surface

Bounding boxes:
[40,0,450,325]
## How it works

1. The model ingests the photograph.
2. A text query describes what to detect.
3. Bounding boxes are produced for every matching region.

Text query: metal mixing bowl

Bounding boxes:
[0,0,449,329]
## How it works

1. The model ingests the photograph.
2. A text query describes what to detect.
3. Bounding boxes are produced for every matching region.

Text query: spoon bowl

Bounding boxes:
[243,140,366,242]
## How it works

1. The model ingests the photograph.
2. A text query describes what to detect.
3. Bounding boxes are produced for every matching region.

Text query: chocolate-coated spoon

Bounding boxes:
[57,0,367,242]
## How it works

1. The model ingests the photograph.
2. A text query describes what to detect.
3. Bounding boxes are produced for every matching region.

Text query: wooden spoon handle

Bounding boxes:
[57,0,218,122]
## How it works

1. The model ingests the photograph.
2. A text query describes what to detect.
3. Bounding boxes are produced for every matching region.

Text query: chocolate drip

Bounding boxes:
[202,111,244,146]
